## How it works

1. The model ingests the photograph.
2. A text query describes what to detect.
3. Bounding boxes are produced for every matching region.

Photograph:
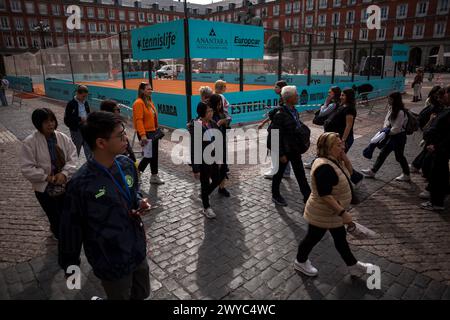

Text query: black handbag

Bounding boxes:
[147,128,165,141]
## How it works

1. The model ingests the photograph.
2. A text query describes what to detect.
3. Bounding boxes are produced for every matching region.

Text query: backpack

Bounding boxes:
[295,122,311,154]
[404,109,419,135]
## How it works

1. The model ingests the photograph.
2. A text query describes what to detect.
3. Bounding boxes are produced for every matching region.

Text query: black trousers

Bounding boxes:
[429,152,450,207]
[34,191,65,239]
[272,153,311,202]
[372,133,410,175]
[138,135,159,174]
[101,258,150,300]
[200,163,226,209]
[297,224,357,266]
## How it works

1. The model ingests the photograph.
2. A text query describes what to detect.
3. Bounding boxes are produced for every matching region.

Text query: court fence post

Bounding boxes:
[118,31,126,89]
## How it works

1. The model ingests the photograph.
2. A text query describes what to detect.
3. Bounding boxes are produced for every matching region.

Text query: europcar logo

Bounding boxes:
[196,28,228,49]
[234,36,261,48]
[137,32,176,51]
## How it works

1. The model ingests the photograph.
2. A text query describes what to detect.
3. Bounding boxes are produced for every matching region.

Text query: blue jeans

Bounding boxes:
[0,89,7,106]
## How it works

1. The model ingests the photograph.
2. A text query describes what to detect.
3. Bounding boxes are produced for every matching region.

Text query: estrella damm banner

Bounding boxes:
[131,19,264,60]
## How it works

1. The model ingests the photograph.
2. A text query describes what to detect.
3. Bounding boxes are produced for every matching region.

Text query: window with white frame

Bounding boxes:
[293,1,300,12]
[87,7,94,18]
[39,3,47,15]
[360,28,368,40]
[0,16,9,29]
[98,23,106,33]
[416,1,428,16]
[318,32,325,44]
[0,0,5,10]
[273,4,279,15]
[333,0,341,7]
[156,14,161,22]
[346,11,354,24]
[319,0,327,9]
[98,9,105,19]
[331,31,338,41]
[147,13,153,23]
[306,0,314,11]
[434,22,446,37]
[11,0,21,12]
[14,18,23,30]
[348,0,356,5]
[292,33,299,45]
[109,9,115,19]
[293,18,299,28]
[119,10,125,20]
[109,24,116,33]
[129,11,135,21]
[45,37,52,47]
[130,25,136,30]
[53,19,62,32]
[285,18,291,28]
[273,19,279,29]
[437,0,449,13]
[88,22,96,33]
[263,21,267,28]
[413,24,424,39]
[377,28,386,40]
[28,18,36,29]
[18,36,26,47]
[52,4,60,16]
[394,25,405,39]
[285,2,291,14]
[138,12,145,22]
[25,2,34,13]
[227,14,231,21]
[119,24,126,32]
[397,4,408,18]
[332,12,340,26]
[361,8,369,22]
[31,37,39,47]
[381,6,389,20]
[345,30,353,41]
[306,16,313,28]
[4,35,13,47]
[318,14,326,26]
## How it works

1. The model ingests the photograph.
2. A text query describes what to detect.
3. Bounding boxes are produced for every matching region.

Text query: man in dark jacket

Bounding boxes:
[271,85,311,206]
[64,85,92,159]
[59,111,151,300]
[420,108,450,211]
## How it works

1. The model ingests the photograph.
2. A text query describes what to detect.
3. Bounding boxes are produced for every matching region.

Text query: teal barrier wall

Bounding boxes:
[178,72,369,86]
[44,76,404,128]
[44,79,187,129]
[5,75,33,92]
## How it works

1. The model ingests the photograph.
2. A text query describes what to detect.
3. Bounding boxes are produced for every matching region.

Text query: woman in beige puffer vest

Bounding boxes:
[293,132,373,277]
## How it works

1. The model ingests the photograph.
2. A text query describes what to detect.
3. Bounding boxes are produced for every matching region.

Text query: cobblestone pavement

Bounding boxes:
[1,76,450,300]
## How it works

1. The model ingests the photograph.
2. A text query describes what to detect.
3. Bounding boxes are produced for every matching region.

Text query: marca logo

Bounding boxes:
[234,36,261,48]
[137,32,176,51]
[158,104,178,116]
[254,75,267,83]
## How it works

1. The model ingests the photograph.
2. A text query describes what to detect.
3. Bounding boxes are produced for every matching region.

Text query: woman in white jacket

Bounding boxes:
[361,92,411,181]
[21,108,77,239]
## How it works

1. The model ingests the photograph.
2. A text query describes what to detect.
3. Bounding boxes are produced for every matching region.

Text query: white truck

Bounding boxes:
[156,64,184,79]
[310,59,348,75]
[359,56,395,76]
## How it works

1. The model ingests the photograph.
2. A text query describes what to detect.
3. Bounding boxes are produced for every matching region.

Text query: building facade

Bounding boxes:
[1,0,449,74]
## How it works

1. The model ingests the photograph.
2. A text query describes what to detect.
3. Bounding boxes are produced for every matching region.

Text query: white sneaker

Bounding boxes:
[395,173,411,182]
[361,169,375,178]
[303,161,312,169]
[348,261,374,277]
[264,171,275,179]
[409,164,420,174]
[419,190,430,199]
[420,201,445,212]
[203,207,216,219]
[91,296,103,300]
[294,259,318,277]
[150,174,165,185]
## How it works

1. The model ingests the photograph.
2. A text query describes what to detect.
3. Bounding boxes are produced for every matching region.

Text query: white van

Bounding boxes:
[310,59,347,75]
[156,64,184,79]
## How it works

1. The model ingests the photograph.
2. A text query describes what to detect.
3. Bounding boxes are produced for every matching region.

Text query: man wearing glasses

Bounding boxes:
[59,111,151,300]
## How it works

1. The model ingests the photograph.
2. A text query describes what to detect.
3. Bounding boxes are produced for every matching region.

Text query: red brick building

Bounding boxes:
[1,0,449,74]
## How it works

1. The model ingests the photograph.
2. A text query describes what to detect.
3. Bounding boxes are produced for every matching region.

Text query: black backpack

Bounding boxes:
[281,106,311,154]
[404,109,420,135]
